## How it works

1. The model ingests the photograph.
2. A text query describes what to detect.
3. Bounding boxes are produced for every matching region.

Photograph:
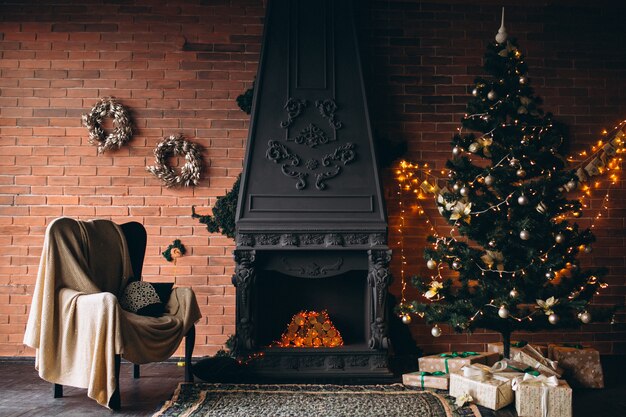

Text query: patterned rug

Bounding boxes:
[153,383,482,417]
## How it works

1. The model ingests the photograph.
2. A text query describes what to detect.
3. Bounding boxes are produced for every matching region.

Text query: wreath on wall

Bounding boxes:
[82,97,133,154]
[146,134,204,188]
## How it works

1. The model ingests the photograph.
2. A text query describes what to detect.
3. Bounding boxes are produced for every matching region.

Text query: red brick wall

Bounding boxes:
[0,0,624,357]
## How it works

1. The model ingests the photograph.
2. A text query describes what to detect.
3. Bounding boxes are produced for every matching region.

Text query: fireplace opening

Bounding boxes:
[256,270,369,348]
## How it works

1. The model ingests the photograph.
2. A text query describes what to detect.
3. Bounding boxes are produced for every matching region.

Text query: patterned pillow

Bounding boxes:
[119,281,174,317]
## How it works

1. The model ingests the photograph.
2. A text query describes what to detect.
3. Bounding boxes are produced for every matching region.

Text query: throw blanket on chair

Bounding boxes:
[24,218,202,408]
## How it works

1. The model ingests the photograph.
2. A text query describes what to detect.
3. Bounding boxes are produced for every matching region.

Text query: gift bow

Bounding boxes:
[418,371,446,389]
[523,344,561,372]
[512,373,559,417]
[440,352,479,373]
[461,359,524,381]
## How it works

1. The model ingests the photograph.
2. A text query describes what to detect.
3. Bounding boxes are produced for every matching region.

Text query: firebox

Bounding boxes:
[232,0,393,379]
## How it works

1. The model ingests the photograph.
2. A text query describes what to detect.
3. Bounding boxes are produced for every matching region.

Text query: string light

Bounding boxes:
[393,118,624,327]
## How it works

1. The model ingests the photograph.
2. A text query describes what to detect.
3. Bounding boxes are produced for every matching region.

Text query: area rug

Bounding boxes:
[153,383,482,417]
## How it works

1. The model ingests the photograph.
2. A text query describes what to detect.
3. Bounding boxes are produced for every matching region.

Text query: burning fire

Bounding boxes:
[273,310,344,348]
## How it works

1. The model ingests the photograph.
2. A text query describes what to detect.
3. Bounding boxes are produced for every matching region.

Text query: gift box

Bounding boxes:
[449,363,522,410]
[511,344,563,378]
[487,340,548,357]
[513,373,572,417]
[547,344,604,388]
[418,351,499,374]
[402,371,449,390]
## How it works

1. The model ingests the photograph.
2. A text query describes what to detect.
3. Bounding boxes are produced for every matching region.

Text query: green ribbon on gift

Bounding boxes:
[562,343,583,349]
[511,340,528,348]
[419,371,446,389]
[439,352,479,374]
[507,365,541,376]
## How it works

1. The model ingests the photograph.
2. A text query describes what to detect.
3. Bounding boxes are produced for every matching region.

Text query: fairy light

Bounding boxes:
[395,119,624,328]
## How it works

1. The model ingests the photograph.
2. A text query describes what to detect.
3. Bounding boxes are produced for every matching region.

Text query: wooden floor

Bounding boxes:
[1,357,625,416]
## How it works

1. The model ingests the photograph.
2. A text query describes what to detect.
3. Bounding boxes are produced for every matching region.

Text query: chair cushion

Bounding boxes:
[119,281,174,317]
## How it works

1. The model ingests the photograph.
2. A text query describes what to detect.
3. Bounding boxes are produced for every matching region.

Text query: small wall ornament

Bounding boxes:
[162,239,186,264]
[146,134,203,188]
[82,97,133,154]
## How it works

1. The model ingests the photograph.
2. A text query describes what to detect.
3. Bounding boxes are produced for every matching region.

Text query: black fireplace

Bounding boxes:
[232,0,393,379]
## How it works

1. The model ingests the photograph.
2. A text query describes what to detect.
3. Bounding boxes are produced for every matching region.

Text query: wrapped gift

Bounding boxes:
[547,344,604,388]
[449,363,522,410]
[418,351,499,374]
[402,371,449,390]
[487,340,548,357]
[513,373,572,417]
[511,344,563,378]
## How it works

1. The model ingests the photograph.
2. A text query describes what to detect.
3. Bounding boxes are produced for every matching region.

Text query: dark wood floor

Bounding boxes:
[1,356,625,416]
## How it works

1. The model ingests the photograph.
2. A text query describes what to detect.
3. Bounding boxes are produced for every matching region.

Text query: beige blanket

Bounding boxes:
[24,217,202,408]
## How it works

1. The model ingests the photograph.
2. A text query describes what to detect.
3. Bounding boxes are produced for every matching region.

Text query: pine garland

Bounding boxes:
[192,174,240,239]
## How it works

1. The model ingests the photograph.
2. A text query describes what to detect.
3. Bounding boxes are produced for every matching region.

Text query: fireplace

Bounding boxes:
[232,0,393,379]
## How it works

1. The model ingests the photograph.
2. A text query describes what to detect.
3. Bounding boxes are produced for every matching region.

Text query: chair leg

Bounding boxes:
[184,325,196,383]
[133,363,140,379]
[108,354,121,410]
[53,383,63,398]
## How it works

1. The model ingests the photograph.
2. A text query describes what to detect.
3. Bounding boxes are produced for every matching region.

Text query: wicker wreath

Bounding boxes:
[146,134,203,188]
[81,97,133,154]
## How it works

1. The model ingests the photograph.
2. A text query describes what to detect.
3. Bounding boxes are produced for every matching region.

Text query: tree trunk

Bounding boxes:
[502,329,511,359]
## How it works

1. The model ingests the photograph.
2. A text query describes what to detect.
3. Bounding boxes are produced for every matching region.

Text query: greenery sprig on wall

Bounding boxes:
[192,174,240,239]
[236,81,255,115]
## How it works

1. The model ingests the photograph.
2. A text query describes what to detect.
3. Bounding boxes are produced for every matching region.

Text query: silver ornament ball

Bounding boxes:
[426,259,437,270]
[401,314,412,325]
[548,313,559,325]
[488,240,497,248]
[517,195,529,205]
[509,158,519,167]
[566,180,577,191]
[579,311,592,324]
[472,88,479,97]
[452,146,461,156]
[431,325,442,338]
[520,230,530,240]
[459,186,469,197]
[452,182,461,192]
[509,288,519,298]
[519,76,527,85]
[484,175,495,186]
[516,169,527,178]
[584,245,592,253]
[555,233,565,244]
[545,270,555,280]
[498,305,510,319]
[487,90,498,101]
[452,260,462,270]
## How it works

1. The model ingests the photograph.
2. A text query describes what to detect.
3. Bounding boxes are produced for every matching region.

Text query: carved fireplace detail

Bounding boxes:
[233,0,392,379]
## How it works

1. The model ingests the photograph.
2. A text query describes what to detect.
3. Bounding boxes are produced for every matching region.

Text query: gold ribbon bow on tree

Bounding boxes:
[481,250,504,271]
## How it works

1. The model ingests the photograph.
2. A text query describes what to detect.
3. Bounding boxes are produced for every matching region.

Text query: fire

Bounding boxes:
[273,310,344,348]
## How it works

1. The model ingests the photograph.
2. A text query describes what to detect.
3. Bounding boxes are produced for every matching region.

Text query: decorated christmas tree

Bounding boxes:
[404,13,616,359]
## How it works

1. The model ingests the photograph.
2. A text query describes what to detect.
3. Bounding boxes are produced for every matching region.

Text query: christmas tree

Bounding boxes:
[404,13,614,359]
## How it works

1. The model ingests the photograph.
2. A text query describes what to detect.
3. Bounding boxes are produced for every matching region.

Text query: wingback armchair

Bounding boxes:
[24,217,202,409]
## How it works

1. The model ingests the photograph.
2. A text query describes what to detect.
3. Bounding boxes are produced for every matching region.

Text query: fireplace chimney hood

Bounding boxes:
[235,0,387,242]
[232,0,393,380]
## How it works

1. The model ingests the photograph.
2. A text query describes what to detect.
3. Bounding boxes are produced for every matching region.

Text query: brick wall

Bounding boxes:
[0,0,624,357]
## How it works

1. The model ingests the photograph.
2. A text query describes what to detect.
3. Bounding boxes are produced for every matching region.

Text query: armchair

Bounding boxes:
[24,217,202,409]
